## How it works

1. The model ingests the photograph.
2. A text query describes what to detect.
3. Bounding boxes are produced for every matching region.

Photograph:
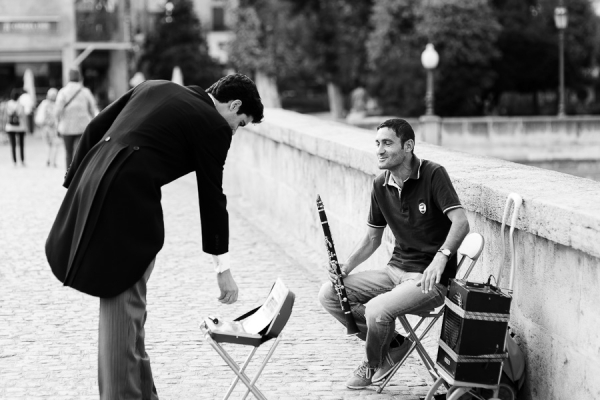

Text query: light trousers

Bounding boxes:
[99,260,159,400]
[318,265,446,369]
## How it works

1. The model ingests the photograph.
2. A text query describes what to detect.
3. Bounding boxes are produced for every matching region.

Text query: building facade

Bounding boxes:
[0,0,235,108]
[130,0,234,65]
[0,0,132,108]
[0,0,73,101]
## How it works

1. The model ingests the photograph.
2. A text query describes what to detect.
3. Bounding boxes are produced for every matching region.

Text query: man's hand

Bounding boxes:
[418,253,448,293]
[216,269,239,304]
[322,262,347,284]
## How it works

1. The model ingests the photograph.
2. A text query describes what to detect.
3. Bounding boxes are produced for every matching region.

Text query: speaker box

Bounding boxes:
[436,345,504,386]
[440,279,512,356]
[436,279,512,385]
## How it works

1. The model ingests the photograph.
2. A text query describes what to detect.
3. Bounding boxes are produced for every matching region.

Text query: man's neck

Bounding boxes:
[389,155,413,186]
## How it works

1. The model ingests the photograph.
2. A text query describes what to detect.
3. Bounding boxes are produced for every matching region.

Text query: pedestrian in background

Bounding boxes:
[4,89,27,167]
[54,69,98,170]
[36,88,59,167]
[18,89,35,135]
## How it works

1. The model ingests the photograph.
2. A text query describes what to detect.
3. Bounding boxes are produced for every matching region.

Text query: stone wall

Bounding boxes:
[223,109,600,400]
[350,114,600,162]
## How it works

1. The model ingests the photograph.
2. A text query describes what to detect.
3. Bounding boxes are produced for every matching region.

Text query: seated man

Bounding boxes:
[318,118,469,389]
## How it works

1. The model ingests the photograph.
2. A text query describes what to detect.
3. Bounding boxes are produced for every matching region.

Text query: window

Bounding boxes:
[212,6,226,31]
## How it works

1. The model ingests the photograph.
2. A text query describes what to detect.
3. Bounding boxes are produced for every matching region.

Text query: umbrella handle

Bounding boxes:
[498,193,522,292]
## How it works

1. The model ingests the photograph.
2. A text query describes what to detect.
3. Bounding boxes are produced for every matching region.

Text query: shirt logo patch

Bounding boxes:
[419,203,426,214]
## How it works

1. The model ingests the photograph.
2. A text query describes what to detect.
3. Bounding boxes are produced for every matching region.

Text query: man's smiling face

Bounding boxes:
[375,127,409,171]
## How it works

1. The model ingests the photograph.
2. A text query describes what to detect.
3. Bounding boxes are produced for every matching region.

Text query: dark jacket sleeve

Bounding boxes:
[195,124,233,255]
[64,87,135,188]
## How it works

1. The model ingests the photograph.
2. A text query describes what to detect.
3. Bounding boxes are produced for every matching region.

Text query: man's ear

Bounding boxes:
[404,139,415,153]
[229,100,242,112]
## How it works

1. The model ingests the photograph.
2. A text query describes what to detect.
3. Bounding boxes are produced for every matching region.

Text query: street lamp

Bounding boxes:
[421,43,439,116]
[165,1,174,23]
[554,5,568,117]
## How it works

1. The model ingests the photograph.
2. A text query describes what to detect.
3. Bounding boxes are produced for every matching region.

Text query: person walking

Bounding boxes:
[18,89,35,135]
[35,88,59,167]
[4,89,27,167]
[45,74,264,400]
[54,69,98,170]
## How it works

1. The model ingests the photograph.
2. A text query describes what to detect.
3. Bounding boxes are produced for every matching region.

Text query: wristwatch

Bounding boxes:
[437,248,452,257]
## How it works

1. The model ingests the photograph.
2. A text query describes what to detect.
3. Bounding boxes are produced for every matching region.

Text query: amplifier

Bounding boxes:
[436,340,505,386]
[436,279,511,385]
[440,279,511,356]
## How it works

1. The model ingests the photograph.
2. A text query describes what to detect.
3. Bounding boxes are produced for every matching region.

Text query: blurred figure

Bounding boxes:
[54,69,98,170]
[18,89,35,134]
[4,89,27,167]
[36,88,59,167]
[0,97,8,145]
[346,86,368,122]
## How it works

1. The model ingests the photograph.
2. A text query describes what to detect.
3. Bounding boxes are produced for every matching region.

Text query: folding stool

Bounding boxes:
[200,281,295,400]
[376,232,485,393]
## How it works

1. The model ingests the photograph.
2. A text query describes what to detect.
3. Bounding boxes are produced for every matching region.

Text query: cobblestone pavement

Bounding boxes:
[0,136,444,399]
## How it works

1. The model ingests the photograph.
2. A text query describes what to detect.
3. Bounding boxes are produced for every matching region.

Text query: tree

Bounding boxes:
[228,0,309,108]
[286,0,374,118]
[490,0,599,114]
[421,0,502,116]
[366,0,426,117]
[366,0,501,117]
[139,0,222,88]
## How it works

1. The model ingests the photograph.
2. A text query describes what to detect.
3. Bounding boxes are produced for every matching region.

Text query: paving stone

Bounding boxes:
[0,137,447,399]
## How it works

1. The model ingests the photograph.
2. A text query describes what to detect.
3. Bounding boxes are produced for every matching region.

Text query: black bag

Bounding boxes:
[9,110,19,126]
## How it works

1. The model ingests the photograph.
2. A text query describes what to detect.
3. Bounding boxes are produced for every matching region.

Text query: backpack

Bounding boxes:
[8,110,19,126]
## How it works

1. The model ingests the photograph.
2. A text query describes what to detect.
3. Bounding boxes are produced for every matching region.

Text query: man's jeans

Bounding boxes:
[318,265,446,369]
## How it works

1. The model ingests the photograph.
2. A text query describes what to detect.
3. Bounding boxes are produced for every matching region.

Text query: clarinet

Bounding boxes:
[316,195,360,336]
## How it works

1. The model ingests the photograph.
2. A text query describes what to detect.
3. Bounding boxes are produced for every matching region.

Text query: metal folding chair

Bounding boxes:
[200,281,295,400]
[377,232,485,393]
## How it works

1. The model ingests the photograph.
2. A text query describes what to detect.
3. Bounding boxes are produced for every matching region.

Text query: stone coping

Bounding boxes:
[245,108,600,258]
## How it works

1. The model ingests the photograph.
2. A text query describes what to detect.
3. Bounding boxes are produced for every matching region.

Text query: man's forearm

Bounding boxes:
[344,228,383,272]
[440,209,470,254]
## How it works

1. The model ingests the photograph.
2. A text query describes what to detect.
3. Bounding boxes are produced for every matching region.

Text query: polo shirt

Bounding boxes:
[367,155,463,285]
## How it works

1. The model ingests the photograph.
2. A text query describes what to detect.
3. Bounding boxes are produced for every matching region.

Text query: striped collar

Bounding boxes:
[383,155,423,187]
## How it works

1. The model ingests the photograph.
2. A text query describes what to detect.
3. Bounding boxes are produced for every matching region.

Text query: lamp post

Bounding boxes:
[421,43,439,116]
[165,1,174,23]
[554,5,568,117]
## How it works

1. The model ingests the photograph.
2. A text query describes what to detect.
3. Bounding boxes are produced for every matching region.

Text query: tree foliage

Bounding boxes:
[422,0,502,116]
[488,0,599,113]
[227,0,600,116]
[366,0,426,116]
[139,0,222,88]
[286,0,373,91]
[228,0,311,80]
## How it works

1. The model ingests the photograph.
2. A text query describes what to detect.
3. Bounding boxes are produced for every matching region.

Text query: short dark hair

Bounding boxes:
[377,118,415,147]
[10,88,22,101]
[206,74,264,123]
[69,69,81,82]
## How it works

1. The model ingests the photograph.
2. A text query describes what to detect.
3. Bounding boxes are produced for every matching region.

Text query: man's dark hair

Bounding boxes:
[206,74,264,123]
[69,69,81,82]
[377,118,415,147]
[10,88,22,101]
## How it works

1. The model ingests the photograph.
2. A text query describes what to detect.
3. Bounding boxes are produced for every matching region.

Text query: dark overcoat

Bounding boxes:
[45,80,232,298]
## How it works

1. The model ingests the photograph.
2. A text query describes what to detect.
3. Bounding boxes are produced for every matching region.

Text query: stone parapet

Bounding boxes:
[225,108,600,400]
[346,114,600,162]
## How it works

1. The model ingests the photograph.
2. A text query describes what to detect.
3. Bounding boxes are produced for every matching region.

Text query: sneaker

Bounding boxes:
[346,361,376,390]
[372,338,413,383]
